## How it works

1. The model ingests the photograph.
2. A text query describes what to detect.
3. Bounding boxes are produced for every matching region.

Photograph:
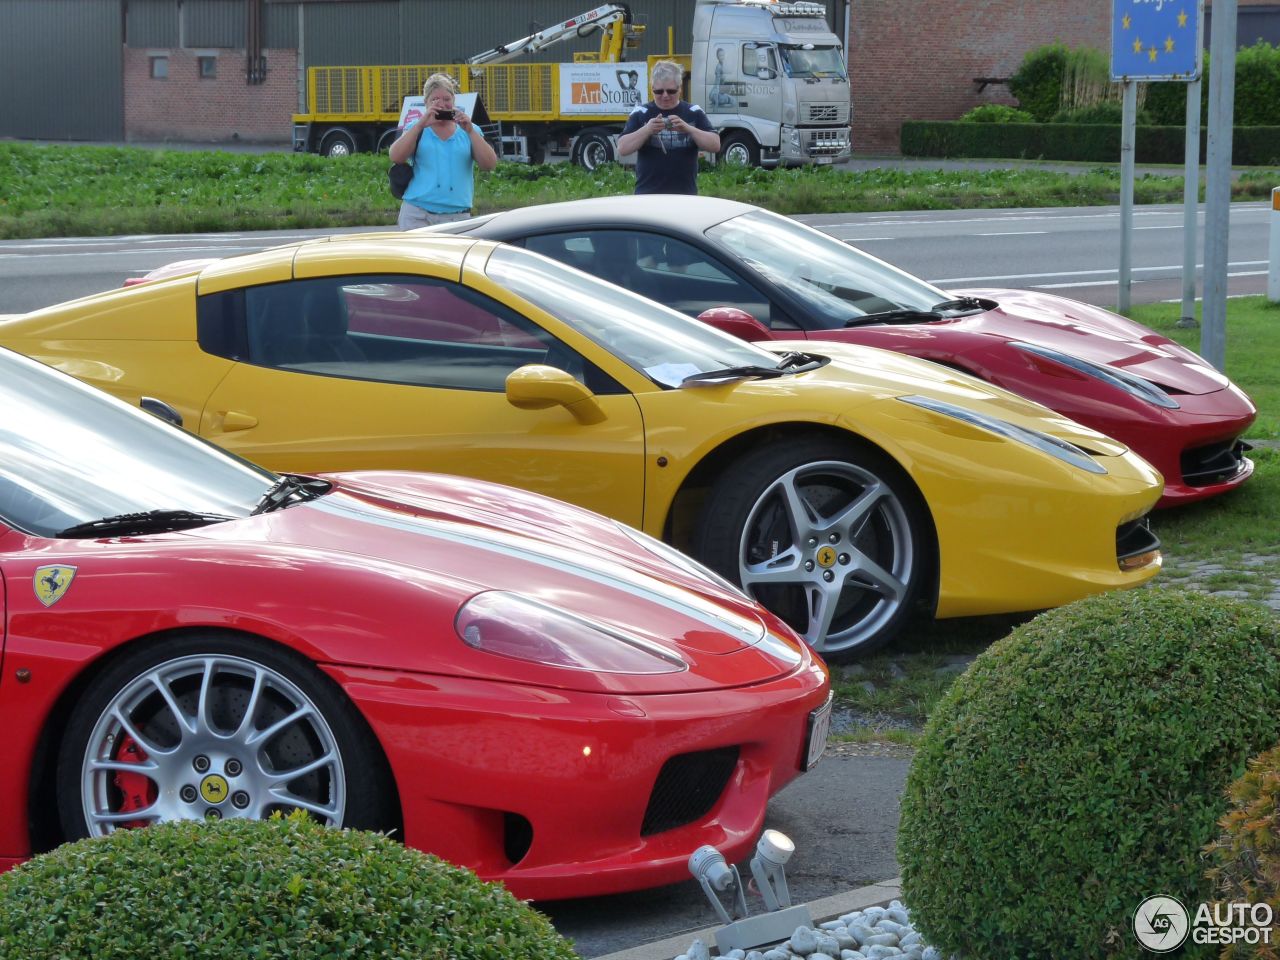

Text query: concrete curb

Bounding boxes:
[592,878,904,960]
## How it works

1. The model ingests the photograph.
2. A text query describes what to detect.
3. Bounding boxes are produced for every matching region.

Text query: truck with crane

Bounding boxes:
[291,0,851,169]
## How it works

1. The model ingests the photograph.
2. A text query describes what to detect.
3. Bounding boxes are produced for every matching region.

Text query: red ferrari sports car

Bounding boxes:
[0,346,830,900]
[435,196,1257,508]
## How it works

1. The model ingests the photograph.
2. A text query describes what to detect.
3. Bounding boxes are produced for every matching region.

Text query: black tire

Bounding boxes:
[719,130,761,168]
[57,632,395,842]
[375,127,399,154]
[694,437,929,660]
[320,127,358,158]
[574,130,615,171]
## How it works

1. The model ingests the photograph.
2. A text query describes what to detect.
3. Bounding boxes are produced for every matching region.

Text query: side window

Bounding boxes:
[526,230,779,327]
[228,274,610,393]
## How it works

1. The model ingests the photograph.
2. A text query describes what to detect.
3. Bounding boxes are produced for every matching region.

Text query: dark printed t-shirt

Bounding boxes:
[621,101,715,195]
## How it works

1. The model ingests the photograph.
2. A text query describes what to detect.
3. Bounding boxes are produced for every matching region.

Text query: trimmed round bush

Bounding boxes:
[0,815,578,960]
[1203,743,1280,957]
[1009,42,1069,122]
[899,589,1280,959]
[959,104,1035,123]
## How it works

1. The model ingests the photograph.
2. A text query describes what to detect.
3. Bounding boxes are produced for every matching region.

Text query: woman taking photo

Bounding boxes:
[390,73,498,229]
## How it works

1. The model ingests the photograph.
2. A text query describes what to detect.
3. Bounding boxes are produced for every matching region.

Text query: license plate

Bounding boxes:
[815,156,834,164]
[804,694,833,770]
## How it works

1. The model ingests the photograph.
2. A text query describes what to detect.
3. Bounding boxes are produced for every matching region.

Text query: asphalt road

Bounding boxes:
[0,201,1271,315]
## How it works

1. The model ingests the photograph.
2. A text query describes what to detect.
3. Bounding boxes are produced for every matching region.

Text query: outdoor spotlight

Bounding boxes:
[749,828,794,910]
[688,844,748,924]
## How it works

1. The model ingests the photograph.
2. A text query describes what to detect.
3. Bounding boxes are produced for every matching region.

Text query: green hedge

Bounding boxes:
[901,120,1280,166]
[898,589,1280,959]
[0,816,579,960]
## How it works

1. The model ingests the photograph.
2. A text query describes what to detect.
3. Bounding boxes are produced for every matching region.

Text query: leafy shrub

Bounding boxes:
[1051,101,1125,124]
[1236,42,1280,126]
[1060,46,1121,115]
[1203,743,1280,958]
[898,589,1280,960]
[1143,52,1210,126]
[959,104,1035,123]
[1009,42,1070,121]
[0,815,578,960]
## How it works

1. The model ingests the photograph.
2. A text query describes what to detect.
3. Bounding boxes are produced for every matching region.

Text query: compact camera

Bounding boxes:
[435,109,455,120]
[662,116,675,130]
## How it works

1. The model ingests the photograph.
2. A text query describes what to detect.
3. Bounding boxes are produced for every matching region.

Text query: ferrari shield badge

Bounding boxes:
[34,565,77,607]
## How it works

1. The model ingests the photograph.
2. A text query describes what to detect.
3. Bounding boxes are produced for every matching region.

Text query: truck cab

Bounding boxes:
[689,0,851,166]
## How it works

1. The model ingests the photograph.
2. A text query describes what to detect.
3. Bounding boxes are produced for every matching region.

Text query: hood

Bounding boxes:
[768,338,1131,457]
[186,471,809,693]
[953,288,1231,397]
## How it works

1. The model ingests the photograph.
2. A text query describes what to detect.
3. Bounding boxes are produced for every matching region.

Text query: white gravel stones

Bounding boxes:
[674,901,953,960]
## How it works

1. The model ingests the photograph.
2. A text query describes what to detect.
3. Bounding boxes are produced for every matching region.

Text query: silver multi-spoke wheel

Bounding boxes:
[77,653,346,835]
[696,441,927,660]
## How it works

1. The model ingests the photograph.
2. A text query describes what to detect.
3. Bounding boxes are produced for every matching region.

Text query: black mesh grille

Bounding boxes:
[1181,439,1250,487]
[641,747,739,836]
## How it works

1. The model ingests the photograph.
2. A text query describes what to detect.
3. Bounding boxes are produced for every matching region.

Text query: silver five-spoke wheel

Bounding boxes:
[696,439,928,659]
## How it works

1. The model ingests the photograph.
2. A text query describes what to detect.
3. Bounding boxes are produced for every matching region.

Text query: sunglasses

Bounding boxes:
[653,88,679,95]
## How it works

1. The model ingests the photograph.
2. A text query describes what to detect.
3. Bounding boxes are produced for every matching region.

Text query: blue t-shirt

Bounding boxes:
[621,101,715,195]
[403,125,474,214]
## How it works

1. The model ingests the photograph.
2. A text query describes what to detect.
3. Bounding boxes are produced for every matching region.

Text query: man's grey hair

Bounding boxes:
[650,59,684,87]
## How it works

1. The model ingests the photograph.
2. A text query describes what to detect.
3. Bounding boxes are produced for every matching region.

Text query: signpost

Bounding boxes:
[1110,0,1204,317]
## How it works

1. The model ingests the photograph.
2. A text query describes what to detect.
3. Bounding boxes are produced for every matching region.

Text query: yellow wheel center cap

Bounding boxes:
[200,774,230,805]
[816,546,838,569]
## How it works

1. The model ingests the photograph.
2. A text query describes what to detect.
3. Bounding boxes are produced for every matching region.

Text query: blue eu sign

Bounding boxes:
[1111,0,1203,81]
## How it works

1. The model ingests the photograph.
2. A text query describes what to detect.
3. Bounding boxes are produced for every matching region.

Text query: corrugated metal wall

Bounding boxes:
[0,0,123,139]
[126,0,179,46]
[185,0,246,47]
[264,1,298,48]
[301,0,836,67]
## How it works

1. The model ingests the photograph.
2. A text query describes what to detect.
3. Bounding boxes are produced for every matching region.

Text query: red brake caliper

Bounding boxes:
[112,734,157,829]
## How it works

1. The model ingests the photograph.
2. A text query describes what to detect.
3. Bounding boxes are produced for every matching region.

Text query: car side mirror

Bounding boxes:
[140,396,183,427]
[506,365,606,425]
[696,306,773,343]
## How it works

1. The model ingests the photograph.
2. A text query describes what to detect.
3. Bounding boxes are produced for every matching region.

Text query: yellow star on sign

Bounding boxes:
[1122,13,1131,29]
[1133,36,1144,54]
[1149,46,1158,62]
[1165,36,1175,53]
[1178,10,1188,27]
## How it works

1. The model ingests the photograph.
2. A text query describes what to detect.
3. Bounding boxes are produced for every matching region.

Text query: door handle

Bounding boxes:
[218,411,259,432]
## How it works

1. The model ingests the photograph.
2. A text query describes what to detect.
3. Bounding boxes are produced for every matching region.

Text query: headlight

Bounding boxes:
[898,394,1107,474]
[1011,342,1179,409]
[616,522,746,597]
[456,591,687,674]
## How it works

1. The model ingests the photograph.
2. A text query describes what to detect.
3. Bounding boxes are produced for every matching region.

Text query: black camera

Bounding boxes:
[435,109,455,120]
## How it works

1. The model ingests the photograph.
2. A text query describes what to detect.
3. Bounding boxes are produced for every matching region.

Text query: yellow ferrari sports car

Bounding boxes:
[0,234,1163,659]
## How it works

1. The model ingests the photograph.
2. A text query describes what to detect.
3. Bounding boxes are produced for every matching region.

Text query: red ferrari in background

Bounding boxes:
[0,345,830,900]
[435,196,1258,508]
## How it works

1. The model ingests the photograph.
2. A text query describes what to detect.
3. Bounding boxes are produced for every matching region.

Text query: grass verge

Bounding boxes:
[4,142,1280,238]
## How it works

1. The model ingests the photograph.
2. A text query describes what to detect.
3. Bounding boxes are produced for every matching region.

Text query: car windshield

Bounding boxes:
[706,209,952,328]
[780,45,847,79]
[0,350,274,538]
[485,245,791,387]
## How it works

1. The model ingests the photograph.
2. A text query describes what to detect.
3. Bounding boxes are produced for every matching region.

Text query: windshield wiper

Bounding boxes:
[845,308,940,327]
[252,474,332,515]
[58,509,237,539]
[929,296,987,313]
[681,364,788,384]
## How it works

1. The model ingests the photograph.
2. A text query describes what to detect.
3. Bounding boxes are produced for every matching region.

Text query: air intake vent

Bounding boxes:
[641,747,739,836]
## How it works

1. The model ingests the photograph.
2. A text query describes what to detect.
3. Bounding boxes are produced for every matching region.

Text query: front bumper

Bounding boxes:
[324,654,828,900]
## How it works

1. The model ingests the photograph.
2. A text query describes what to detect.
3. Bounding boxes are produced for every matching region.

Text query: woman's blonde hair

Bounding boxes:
[423,73,458,99]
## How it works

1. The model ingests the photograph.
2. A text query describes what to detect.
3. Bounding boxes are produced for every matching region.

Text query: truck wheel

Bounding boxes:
[719,131,761,168]
[375,128,399,154]
[574,131,615,171]
[320,128,357,158]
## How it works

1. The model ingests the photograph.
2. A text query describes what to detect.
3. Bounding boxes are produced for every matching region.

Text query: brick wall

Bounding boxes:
[124,47,297,144]
[849,0,1112,154]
